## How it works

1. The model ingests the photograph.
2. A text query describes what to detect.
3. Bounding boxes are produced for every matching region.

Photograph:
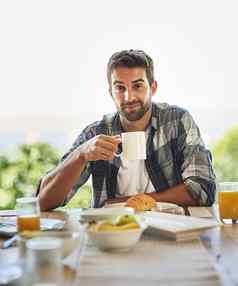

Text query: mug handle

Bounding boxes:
[114,151,122,158]
[114,140,122,157]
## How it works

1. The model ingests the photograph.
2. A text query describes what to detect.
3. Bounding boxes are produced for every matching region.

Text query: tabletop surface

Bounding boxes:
[0,206,237,286]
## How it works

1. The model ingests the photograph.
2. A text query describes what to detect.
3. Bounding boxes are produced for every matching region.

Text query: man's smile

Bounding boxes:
[122,102,142,111]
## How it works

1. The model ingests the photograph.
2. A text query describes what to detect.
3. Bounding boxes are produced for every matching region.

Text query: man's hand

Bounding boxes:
[38,134,121,211]
[78,134,121,162]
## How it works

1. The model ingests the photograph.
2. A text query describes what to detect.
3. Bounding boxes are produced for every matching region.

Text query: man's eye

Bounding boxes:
[115,86,125,91]
[133,84,143,90]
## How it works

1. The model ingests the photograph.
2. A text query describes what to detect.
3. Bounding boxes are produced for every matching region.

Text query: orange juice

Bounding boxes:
[218,191,238,219]
[17,215,40,232]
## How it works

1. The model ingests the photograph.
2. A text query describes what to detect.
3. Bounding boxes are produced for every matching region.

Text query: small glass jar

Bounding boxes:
[16,197,41,232]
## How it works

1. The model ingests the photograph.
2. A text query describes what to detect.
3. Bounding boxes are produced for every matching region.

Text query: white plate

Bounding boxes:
[0,210,17,217]
[80,207,135,222]
[0,218,65,236]
[105,202,184,214]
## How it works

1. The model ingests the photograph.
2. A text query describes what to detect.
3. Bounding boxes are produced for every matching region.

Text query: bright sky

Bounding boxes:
[0,0,237,133]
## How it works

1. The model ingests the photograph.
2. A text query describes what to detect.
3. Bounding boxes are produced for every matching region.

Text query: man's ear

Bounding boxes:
[151,81,158,96]
[109,87,113,98]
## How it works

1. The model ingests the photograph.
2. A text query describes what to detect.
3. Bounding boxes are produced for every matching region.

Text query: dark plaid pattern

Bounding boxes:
[61,102,216,207]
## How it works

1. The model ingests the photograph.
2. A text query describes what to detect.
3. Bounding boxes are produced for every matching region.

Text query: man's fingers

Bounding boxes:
[95,146,114,160]
[82,134,121,162]
[95,135,121,153]
[97,134,121,145]
[95,139,117,152]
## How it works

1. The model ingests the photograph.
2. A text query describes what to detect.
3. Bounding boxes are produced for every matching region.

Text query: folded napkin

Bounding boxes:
[188,207,213,218]
[155,204,185,215]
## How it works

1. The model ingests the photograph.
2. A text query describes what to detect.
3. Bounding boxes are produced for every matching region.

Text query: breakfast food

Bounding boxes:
[126,193,156,211]
[88,215,140,232]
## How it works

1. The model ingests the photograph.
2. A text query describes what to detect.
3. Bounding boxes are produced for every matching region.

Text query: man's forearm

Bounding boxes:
[103,184,197,207]
[148,183,198,206]
[38,150,86,211]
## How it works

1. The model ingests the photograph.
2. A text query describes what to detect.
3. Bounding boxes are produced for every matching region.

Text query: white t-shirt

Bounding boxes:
[116,158,154,197]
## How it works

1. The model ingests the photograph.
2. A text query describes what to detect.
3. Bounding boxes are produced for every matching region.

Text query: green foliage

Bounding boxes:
[0,142,92,210]
[0,188,15,209]
[0,155,10,169]
[0,143,60,209]
[64,185,92,209]
[16,143,60,190]
[212,126,238,181]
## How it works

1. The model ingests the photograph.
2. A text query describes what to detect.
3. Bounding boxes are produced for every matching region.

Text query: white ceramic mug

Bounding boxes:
[116,131,146,161]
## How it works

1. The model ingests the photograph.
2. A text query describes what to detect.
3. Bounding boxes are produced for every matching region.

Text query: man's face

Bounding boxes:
[110,67,157,121]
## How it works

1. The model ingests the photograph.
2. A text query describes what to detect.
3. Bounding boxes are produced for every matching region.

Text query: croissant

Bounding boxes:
[126,193,156,211]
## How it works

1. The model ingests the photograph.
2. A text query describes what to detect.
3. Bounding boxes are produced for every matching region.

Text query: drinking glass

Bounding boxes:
[25,237,63,285]
[16,197,40,232]
[218,182,238,224]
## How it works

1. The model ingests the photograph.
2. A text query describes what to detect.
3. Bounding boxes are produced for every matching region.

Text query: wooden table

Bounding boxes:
[200,222,238,285]
[1,208,238,285]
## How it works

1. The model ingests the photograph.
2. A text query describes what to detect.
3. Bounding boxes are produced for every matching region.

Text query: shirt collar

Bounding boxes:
[151,102,158,131]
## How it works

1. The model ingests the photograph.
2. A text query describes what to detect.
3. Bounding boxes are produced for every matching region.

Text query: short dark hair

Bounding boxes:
[107,49,154,86]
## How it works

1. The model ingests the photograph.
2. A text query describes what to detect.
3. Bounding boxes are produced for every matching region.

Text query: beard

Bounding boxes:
[119,98,152,122]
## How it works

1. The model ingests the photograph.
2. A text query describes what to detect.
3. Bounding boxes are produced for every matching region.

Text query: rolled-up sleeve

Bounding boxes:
[178,111,216,206]
[59,127,95,205]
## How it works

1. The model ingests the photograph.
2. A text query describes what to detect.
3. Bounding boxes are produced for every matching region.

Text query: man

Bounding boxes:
[38,49,216,211]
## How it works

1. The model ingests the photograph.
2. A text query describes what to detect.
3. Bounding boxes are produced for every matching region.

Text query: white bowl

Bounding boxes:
[87,220,147,252]
[81,207,134,222]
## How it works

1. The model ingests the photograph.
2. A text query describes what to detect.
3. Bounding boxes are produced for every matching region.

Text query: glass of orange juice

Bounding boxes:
[16,197,41,232]
[218,182,238,224]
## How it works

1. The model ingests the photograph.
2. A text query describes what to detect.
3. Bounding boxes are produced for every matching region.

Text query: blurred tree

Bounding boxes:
[0,143,60,209]
[64,185,92,209]
[0,155,10,169]
[212,126,238,181]
[16,143,59,194]
[0,142,91,210]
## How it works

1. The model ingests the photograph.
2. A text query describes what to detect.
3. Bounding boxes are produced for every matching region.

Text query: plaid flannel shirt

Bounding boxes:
[61,102,216,207]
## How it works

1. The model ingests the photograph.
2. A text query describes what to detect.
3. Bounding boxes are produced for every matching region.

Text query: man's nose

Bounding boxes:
[124,89,134,101]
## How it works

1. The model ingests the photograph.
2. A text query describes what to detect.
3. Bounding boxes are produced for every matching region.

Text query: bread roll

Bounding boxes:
[126,193,156,211]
